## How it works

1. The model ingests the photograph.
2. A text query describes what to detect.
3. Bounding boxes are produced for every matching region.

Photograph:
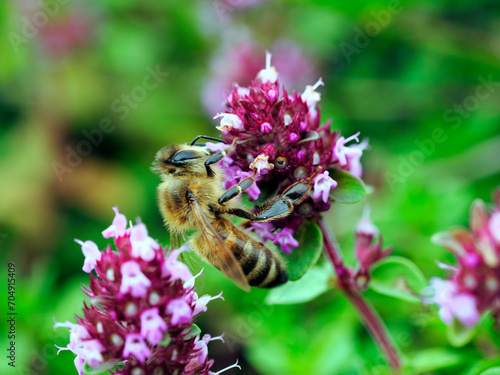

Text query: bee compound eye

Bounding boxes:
[169,150,202,165]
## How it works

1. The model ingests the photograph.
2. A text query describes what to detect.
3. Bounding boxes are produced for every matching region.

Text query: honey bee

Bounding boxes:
[152,136,314,292]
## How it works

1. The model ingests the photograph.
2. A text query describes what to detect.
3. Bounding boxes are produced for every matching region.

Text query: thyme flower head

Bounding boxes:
[212,52,367,252]
[55,206,237,375]
[430,189,500,328]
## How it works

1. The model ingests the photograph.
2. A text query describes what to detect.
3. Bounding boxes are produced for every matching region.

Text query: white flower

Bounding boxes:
[301,78,324,108]
[130,223,159,261]
[213,113,244,132]
[489,211,500,245]
[429,278,481,327]
[312,171,337,203]
[257,51,278,83]
[333,132,363,166]
[249,154,274,175]
[75,239,102,273]
[119,261,151,298]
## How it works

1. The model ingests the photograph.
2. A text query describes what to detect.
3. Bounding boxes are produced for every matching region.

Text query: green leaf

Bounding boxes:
[266,265,332,305]
[327,168,366,204]
[446,318,477,347]
[83,360,119,375]
[369,256,427,303]
[481,368,500,375]
[406,347,463,373]
[281,221,323,281]
[183,324,201,341]
[466,359,500,375]
[159,332,172,346]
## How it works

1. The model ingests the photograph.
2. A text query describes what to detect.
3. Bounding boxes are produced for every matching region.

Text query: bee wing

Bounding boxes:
[190,198,250,292]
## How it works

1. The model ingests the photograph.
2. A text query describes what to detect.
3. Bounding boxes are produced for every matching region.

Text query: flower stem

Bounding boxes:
[317,219,401,372]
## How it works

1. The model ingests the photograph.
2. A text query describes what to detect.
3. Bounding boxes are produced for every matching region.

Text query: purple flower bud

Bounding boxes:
[267,89,277,102]
[260,122,273,134]
[354,209,392,271]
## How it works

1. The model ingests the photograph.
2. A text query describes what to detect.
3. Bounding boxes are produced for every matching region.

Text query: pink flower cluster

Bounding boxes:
[212,52,367,252]
[55,207,230,375]
[430,190,500,327]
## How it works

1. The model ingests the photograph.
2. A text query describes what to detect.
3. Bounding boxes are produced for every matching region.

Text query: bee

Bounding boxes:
[152,136,315,292]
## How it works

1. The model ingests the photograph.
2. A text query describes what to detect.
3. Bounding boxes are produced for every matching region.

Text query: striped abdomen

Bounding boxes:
[216,220,288,288]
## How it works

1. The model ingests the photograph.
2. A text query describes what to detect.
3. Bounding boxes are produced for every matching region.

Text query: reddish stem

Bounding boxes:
[317,219,401,372]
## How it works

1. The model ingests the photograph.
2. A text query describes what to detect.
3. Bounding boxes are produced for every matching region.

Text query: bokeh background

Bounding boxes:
[1,0,500,374]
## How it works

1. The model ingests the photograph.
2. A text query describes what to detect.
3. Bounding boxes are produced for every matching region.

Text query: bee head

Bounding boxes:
[152,144,210,177]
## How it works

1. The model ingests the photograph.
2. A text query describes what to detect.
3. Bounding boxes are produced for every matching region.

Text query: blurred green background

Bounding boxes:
[1,0,499,374]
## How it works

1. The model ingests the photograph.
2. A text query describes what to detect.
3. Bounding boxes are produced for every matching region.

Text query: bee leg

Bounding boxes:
[279,180,312,205]
[218,175,256,205]
[226,181,312,222]
[204,151,227,177]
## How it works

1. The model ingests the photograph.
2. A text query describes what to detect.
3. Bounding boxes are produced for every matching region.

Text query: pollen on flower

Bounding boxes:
[56,208,227,374]
[249,154,274,175]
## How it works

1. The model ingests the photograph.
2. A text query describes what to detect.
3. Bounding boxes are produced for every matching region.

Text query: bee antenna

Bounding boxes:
[189,135,227,146]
